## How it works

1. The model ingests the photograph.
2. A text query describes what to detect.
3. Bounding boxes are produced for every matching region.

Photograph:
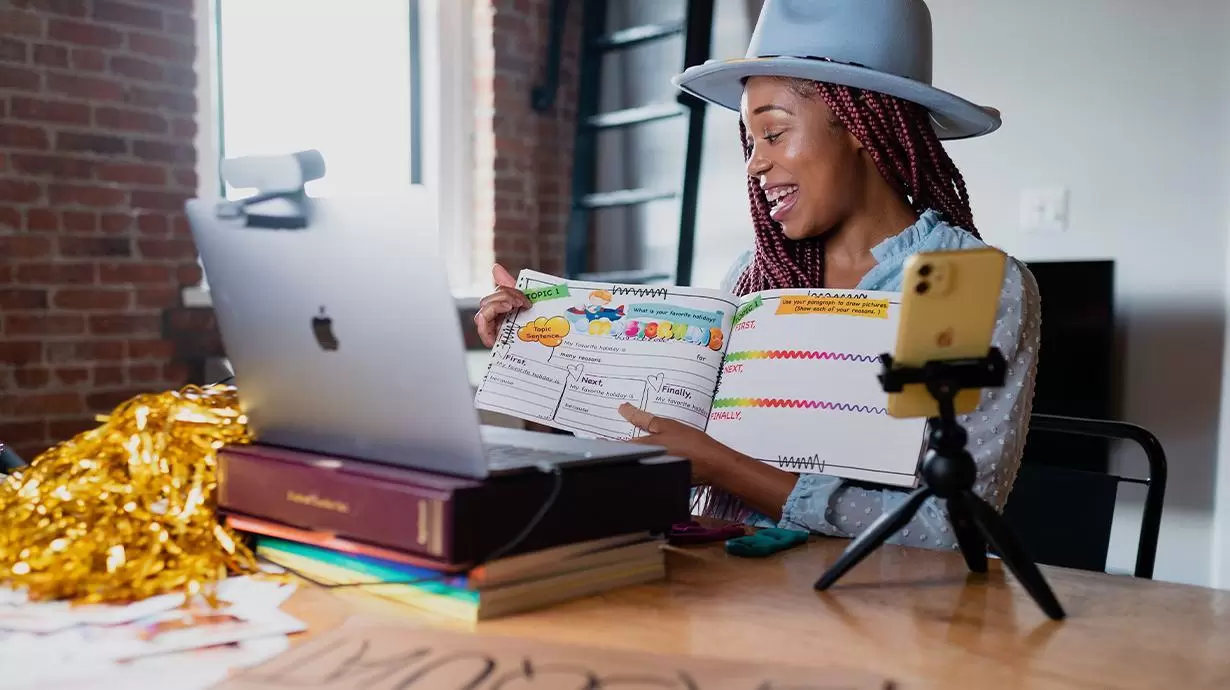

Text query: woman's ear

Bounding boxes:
[821,107,861,152]
[843,128,865,152]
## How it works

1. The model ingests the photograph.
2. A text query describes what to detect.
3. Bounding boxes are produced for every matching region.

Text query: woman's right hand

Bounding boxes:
[474,264,531,348]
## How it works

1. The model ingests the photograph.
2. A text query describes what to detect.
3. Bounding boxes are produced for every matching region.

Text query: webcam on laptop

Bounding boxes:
[221,149,325,195]
[216,149,326,230]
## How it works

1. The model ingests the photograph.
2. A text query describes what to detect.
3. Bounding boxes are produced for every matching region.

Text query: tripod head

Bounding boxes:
[878,348,1006,421]
[879,348,1006,498]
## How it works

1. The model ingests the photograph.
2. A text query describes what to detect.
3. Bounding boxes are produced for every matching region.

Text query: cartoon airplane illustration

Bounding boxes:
[567,289,626,323]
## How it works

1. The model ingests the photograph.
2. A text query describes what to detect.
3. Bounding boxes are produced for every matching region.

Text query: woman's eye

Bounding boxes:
[764,131,782,144]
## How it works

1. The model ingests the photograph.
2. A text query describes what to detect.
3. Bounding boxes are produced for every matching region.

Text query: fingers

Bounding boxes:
[492,263,517,289]
[474,309,509,349]
[473,286,531,348]
[477,287,531,314]
[618,403,660,434]
[473,266,531,349]
[474,313,499,349]
[477,286,530,313]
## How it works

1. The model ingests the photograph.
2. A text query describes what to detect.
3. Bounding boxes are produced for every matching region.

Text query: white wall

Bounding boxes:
[926,0,1230,587]
[681,1,1230,586]
[1213,4,1230,590]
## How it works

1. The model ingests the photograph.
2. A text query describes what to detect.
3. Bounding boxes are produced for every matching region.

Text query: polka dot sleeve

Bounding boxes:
[773,260,1042,550]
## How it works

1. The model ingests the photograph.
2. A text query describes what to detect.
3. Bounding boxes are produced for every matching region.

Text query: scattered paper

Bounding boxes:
[3,636,292,690]
[0,591,187,634]
[214,576,298,610]
[0,575,295,634]
[0,575,303,689]
[2,603,304,664]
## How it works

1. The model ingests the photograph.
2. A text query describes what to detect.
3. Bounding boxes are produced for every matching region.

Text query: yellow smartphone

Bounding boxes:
[886,247,1007,419]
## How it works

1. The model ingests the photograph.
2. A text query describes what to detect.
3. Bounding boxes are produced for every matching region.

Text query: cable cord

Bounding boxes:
[259,465,565,590]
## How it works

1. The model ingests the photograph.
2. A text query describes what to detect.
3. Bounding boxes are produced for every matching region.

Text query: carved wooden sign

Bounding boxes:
[216,616,893,690]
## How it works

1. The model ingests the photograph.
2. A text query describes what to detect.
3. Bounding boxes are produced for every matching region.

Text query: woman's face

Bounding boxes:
[740,77,865,240]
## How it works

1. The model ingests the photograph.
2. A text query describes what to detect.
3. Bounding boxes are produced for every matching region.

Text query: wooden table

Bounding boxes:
[282,536,1230,689]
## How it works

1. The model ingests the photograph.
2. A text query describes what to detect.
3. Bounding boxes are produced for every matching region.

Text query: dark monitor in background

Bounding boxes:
[1022,259,1116,473]
[1004,259,1117,574]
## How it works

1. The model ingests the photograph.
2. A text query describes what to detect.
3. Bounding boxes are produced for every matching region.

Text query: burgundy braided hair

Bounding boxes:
[699,79,982,522]
[733,78,981,296]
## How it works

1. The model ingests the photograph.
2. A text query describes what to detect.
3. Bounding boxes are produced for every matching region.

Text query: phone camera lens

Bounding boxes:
[918,264,933,277]
[915,282,929,294]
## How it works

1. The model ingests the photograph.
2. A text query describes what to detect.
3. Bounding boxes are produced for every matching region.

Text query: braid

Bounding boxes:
[706,82,980,521]
[734,80,979,297]
[820,82,979,234]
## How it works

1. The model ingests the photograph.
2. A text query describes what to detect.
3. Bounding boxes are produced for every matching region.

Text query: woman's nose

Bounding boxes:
[745,147,771,178]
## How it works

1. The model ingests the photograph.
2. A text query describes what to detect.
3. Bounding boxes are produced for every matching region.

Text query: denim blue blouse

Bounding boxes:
[717,209,1041,550]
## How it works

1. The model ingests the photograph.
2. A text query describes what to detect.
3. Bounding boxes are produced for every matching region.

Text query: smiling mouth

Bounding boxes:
[765,185,799,222]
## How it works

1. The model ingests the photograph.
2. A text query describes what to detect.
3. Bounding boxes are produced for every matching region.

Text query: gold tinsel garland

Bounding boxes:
[0,384,262,603]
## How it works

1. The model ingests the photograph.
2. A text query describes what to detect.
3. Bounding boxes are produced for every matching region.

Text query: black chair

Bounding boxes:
[1002,414,1167,579]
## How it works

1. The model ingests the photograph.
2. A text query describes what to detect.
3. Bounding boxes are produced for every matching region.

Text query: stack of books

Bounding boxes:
[217,444,691,621]
[229,515,664,621]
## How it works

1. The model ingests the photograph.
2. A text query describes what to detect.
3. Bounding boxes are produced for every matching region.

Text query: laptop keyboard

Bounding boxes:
[484,443,585,470]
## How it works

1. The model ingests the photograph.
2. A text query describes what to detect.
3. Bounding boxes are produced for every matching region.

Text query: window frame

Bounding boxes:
[188,0,478,303]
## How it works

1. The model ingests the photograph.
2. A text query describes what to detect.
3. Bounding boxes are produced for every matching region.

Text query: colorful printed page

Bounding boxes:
[474,270,737,441]
[473,272,926,488]
[707,289,927,487]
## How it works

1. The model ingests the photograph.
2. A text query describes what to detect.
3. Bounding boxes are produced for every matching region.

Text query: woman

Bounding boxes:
[473,0,1040,551]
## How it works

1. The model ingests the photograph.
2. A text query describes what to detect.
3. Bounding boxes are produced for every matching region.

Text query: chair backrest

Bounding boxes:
[1001,414,1168,579]
[1003,462,1119,573]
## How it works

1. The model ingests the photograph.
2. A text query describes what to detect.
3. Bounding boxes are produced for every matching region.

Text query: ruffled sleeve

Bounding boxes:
[719,250,753,294]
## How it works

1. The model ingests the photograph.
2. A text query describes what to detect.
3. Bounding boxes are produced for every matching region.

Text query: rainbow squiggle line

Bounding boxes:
[712,398,887,415]
[724,350,879,363]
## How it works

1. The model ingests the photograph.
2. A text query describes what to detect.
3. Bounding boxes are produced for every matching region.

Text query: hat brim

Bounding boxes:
[672,57,1001,141]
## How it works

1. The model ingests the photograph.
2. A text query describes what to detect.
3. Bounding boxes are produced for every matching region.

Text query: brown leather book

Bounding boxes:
[217,444,691,565]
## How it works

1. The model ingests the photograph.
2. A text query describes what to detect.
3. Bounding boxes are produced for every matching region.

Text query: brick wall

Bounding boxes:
[0,0,203,461]
[0,0,582,459]
[474,0,582,279]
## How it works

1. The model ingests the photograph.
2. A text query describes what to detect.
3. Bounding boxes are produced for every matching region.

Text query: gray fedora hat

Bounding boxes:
[672,0,1001,140]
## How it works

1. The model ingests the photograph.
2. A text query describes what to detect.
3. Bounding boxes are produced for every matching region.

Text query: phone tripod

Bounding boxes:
[813,348,1066,621]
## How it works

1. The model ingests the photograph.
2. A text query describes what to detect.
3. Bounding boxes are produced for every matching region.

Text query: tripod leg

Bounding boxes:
[964,493,1066,621]
[814,487,932,591]
[946,495,988,573]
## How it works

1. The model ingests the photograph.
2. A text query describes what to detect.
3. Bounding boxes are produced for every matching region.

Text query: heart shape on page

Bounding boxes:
[647,373,664,391]
[566,364,584,380]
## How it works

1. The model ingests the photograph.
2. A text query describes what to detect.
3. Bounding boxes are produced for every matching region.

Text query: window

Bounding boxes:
[194,0,477,295]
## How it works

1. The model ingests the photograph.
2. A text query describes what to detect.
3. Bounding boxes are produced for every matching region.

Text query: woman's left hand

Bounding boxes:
[617,403,739,484]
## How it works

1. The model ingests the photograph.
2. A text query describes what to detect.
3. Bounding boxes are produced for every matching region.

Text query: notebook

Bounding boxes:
[474,270,928,487]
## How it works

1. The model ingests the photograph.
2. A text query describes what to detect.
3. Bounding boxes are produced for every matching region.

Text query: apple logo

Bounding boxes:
[311,306,339,351]
[936,328,954,348]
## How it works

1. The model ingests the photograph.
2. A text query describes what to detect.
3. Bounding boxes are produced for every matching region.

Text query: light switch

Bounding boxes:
[1020,187,1069,233]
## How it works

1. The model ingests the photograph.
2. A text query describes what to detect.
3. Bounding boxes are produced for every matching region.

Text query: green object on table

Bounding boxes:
[725,528,810,558]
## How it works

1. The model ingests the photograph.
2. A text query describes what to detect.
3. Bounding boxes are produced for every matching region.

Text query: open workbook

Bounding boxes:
[474,270,928,487]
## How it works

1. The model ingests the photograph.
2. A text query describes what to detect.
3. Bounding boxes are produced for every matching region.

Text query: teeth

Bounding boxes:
[766,185,797,206]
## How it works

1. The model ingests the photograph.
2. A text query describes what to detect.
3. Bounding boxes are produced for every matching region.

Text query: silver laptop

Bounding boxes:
[184,188,664,478]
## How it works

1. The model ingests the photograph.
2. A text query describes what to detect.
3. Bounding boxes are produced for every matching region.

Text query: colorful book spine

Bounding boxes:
[225,514,466,573]
[255,536,474,597]
[256,544,479,621]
